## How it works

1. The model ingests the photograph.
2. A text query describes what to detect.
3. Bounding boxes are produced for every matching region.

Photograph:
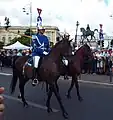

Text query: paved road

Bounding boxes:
[0,68,113,120]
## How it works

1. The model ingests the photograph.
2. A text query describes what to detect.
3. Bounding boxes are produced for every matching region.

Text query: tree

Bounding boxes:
[24,28,34,36]
[7,28,35,46]
[0,41,4,49]
[50,41,54,47]
[7,36,30,46]
[110,39,113,47]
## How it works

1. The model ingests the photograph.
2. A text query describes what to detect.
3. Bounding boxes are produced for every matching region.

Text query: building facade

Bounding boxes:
[0,26,60,45]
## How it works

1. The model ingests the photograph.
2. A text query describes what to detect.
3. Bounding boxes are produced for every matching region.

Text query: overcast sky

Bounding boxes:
[0,0,113,36]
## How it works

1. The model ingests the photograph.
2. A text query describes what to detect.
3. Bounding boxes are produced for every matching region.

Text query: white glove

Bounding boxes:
[43,51,48,55]
[30,46,33,50]
[72,52,74,55]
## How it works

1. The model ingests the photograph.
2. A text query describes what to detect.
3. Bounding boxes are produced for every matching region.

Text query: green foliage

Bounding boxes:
[7,36,31,46]
[50,42,54,47]
[0,41,4,49]
[110,39,113,47]
[7,28,34,46]
[24,28,35,36]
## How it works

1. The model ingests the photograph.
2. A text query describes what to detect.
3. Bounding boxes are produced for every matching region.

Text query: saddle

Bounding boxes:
[25,56,69,67]
[22,57,43,75]
[22,56,68,75]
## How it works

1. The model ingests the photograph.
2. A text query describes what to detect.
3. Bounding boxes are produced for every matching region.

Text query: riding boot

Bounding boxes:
[32,68,38,86]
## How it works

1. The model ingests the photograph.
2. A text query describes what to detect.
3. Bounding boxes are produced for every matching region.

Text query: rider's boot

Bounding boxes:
[32,68,38,86]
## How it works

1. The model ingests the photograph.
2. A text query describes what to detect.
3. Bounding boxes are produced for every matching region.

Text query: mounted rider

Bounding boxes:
[86,24,91,33]
[31,25,51,86]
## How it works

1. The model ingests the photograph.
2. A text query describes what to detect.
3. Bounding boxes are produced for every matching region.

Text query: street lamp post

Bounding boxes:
[74,21,79,47]
[22,1,32,46]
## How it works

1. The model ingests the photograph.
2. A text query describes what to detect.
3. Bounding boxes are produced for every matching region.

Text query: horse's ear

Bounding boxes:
[69,39,73,42]
[69,39,74,47]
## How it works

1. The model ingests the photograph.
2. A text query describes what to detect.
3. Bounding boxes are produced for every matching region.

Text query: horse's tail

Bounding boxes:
[10,56,19,94]
[94,29,98,32]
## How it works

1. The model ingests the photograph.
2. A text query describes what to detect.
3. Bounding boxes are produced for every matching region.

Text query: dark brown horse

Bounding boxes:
[10,38,73,119]
[65,44,93,99]
[46,43,93,100]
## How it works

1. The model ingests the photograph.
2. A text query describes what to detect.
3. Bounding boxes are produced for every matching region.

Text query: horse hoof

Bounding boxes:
[47,108,53,113]
[66,94,71,99]
[63,112,69,119]
[18,95,21,99]
[78,96,83,102]
[23,102,28,107]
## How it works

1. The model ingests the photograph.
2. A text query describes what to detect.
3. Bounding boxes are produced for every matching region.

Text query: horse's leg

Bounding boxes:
[55,80,59,93]
[52,84,68,119]
[66,78,74,99]
[73,75,83,102]
[82,39,83,44]
[18,93,22,99]
[46,82,49,94]
[0,61,2,71]
[19,76,28,107]
[46,85,53,113]
[93,36,95,40]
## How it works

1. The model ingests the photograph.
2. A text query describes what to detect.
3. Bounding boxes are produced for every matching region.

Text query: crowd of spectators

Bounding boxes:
[0,49,31,67]
[82,49,113,75]
[0,48,112,75]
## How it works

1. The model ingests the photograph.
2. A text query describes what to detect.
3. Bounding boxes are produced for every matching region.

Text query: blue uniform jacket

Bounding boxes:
[31,33,51,57]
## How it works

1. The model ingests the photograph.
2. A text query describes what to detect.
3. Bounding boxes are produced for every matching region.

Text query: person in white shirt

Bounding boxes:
[17,50,22,56]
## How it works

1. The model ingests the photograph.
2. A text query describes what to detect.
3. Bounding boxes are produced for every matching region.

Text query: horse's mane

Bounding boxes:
[76,44,91,53]
[49,40,63,54]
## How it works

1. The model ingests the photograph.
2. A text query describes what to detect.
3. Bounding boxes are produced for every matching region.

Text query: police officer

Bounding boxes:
[31,26,51,86]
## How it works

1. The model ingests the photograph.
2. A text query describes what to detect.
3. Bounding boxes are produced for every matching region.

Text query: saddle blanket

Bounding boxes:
[25,57,69,67]
[25,57,33,67]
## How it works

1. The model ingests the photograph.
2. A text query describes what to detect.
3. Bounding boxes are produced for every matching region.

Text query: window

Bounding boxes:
[8,37,11,41]
[47,32,52,40]
[2,37,5,42]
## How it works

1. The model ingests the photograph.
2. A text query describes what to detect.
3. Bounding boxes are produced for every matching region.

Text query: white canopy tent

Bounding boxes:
[3,41,30,50]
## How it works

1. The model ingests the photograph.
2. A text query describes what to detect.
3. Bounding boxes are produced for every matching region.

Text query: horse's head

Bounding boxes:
[52,37,73,57]
[64,33,70,39]
[60,37,73,56]
[78,43,93,61]
[80,28,85,32]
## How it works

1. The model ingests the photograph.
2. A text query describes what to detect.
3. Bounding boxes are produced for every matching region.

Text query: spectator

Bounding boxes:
[17,50,22,56]
[0,87,5,120]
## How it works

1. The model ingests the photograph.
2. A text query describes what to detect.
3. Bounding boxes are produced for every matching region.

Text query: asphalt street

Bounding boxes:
[0,67,113,120]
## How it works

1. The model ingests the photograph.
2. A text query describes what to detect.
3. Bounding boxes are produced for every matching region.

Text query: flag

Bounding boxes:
[37,8,42,16]
[36,8,43,29]
[37,16,42,29]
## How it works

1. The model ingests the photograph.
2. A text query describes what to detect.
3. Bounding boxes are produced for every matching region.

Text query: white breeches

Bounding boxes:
[33,56,40,68]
